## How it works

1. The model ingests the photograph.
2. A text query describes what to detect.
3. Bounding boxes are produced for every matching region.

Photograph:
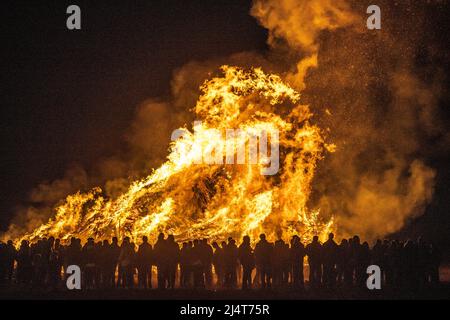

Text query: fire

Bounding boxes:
[13,66,335,245]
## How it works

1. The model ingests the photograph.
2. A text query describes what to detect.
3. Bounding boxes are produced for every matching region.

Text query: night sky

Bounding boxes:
[1,0,267,226]
[1,1,449,251]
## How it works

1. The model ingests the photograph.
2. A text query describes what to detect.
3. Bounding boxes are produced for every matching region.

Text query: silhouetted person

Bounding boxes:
[351,236,366,287]
[136,236,153,289]
[255,234,272,289]
[282,240,291,286]
[272,239,289,287]
[238,236,255,290]
[191,239,205,288]
[5,240,16,284]
[82,238,97,289]
[40,237,52,284]
[360,241,371,287]
[118,237,135,288]
[210,242,219,287]
[93,242,103,287]
[200,239,213,288]
[336,239,351,286]
[385,240,397,287]
[322,233,338,288]
[187,241,195,287]
[180,242,191,288]
[215,241,227,287]
[108,237,120,287]
[306,236,322,287]
[428,243,441,286]
[32,240,47,288]
[224,238,239,288]
[371,239,385,285]
[154,233,168,289]
[290,235,305,288]
[48,238,63,288]
[166,235,179,289]
[16,240,32,286]
[0,242,6,285]
[98,240,110,288]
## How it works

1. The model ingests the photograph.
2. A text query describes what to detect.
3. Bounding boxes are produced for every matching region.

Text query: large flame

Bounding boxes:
[14,66,335,245]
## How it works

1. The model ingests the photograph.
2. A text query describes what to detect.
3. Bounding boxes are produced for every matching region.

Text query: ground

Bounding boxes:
[1,284,449,300]
[1,264,448,300]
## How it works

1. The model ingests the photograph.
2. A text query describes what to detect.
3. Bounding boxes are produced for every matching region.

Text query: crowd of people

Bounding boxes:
[0,233,442,291]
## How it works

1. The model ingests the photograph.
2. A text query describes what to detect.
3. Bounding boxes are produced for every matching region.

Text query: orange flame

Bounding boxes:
[12,66,335,245]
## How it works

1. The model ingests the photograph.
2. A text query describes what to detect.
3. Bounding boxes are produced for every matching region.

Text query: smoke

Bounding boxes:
[127,100,181,165]
[251,0,446,240]
[251,0,357,52]
[251,0,358,90]
[29,165,89,204]
[3,165,89,240]
[341,160,435,240]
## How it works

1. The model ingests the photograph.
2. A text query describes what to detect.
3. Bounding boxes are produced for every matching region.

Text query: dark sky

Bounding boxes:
[0,0,268,228]
[1,1,449,249]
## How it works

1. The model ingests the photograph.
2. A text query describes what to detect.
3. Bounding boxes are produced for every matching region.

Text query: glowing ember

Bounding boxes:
[13,66,335,245]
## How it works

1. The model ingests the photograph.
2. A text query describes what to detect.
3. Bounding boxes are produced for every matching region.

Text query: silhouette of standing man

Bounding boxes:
[136,236,153,289]
[290,235,305,288]
[238,235,255,290]
[255,234,272,289]
[322,233,338,288]
[154,233,168,289]
[306,235,322,287]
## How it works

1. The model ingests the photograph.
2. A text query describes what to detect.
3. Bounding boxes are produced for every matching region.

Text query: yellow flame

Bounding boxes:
[12,66,335,245]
